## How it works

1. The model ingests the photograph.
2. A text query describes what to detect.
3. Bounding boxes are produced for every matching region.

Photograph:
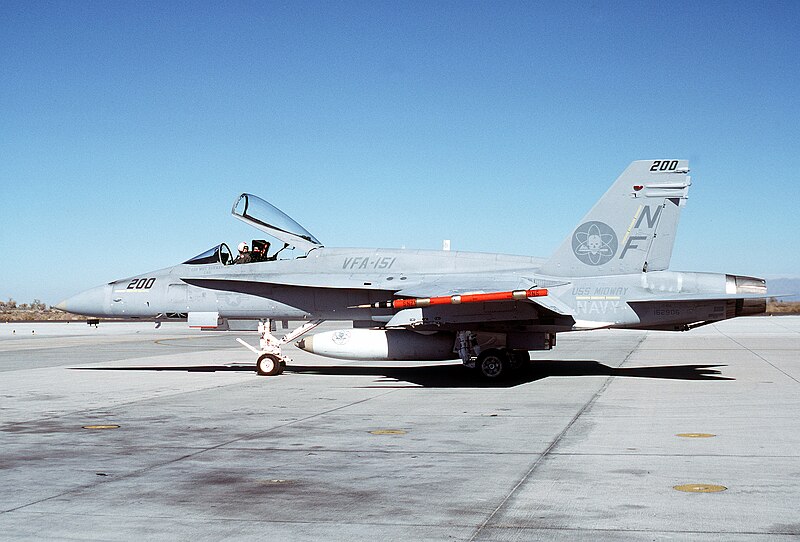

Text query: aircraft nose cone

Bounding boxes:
[56,284,112,316]
[296,336,312,353]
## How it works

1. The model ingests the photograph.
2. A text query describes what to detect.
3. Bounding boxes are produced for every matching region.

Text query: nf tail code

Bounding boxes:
[540,159,690,277]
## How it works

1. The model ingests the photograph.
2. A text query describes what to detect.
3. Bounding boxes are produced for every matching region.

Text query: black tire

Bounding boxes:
[508,350,530,371]
[476,349,508,379]
[256,353,282,376]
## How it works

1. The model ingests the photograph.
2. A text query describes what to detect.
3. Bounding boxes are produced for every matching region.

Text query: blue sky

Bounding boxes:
[2,1,798,304]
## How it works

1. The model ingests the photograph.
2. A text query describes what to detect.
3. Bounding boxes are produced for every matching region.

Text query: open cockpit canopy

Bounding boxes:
[232,193,322,253]
[184,194,322,266]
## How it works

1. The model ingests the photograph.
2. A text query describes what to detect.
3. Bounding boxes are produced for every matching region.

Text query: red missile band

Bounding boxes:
[351,288,548,309]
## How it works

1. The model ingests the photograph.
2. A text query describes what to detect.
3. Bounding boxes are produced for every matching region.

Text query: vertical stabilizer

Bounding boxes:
[540,160,690,277]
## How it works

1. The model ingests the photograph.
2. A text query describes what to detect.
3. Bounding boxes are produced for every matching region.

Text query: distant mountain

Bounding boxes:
[767,278,800,299]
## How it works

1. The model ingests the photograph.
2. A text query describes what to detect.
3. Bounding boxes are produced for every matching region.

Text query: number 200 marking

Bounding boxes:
[650,160,679,171]
[127,277,156,290]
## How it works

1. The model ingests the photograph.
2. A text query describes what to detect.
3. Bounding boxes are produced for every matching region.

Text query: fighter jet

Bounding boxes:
[57,160,767,379]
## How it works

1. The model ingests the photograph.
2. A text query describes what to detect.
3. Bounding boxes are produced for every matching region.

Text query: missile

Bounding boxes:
[350,288,548,309]
[296,328,456,361]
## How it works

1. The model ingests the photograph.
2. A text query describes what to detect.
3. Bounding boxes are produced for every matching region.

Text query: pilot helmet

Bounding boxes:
[238,242,248,252]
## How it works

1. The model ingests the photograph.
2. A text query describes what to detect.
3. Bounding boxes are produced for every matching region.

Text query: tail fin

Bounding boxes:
[540,160,690,277]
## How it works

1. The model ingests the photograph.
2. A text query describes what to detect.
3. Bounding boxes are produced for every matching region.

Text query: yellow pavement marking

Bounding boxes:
[673,484,727,493]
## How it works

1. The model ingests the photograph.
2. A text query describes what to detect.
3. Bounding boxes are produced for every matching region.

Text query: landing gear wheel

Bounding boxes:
[256,353,283,376]
[476,348,508,379]
[508,350,530,371]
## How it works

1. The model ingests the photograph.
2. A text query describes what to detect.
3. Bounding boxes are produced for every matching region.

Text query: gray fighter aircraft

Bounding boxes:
[57,160,767,378]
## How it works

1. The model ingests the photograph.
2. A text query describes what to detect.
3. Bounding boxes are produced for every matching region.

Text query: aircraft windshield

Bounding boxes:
[232,193,322,252]
[183,244,232,265]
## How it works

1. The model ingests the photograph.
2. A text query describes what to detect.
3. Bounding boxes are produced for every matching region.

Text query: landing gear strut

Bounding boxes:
[238,319,324,376]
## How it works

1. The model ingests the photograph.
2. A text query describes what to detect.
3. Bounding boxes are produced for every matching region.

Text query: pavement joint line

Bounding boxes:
[15,441,798,458]
[4,411,580,428]
[765,318,800,334]
[153,336,247,348]
[0,334,202,354]
[3,508,472,528]
[7,508,799,536]
[473,525,800,536]
[4,506,800,536]
[1,387,400,515]
[33,445,546,456]
[8,503,796,535]
[467,334,647,542]
[715,328,800,385]
[0,377,258,430]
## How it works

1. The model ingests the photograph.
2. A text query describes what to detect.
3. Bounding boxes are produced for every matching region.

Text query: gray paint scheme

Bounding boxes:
[57,160,767,364]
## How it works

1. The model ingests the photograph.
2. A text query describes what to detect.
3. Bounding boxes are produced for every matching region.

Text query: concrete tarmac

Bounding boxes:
[1,317,799,540]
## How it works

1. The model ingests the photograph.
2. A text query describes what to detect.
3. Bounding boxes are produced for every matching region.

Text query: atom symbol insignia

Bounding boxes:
[572,221,618,265]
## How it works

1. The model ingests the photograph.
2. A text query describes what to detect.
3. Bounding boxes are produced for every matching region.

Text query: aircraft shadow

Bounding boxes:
[73,361,732,388]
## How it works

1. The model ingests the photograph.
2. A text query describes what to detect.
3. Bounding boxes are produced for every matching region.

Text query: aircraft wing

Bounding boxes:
[393,276,542,298]
[385,277,576,326]
[182,273,577,326]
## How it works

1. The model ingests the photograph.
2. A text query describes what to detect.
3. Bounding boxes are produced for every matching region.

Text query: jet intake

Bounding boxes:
[297,329,456,361]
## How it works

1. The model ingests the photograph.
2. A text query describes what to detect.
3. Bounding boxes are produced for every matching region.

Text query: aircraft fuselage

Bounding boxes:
[58,246,763,332]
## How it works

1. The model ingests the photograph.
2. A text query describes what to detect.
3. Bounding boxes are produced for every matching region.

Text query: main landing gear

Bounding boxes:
[474,348,530,379]
[455,331,531,380]
[237,319,324,376]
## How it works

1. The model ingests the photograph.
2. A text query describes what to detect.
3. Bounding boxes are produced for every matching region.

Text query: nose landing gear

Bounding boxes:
[237,319,324,376]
